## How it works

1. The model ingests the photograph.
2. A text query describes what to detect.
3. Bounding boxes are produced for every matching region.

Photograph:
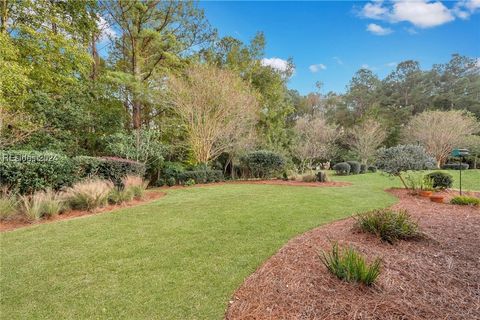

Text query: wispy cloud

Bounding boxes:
[386,62,397,67]
[333,56,344,65]
[309,64,327,73]
[367,23,393,35]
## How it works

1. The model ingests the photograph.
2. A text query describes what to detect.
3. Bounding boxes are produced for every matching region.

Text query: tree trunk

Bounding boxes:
[90,32,100,81]
[1,0,8,34]
[398,173,408,189]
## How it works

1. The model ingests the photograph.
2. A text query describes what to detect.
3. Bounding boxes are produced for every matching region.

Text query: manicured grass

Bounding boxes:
[0,171,477,319]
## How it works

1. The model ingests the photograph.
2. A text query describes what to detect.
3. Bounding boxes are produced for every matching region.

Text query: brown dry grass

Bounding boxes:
[226,189,480,320]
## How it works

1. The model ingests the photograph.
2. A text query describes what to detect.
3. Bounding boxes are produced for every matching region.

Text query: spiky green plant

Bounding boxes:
[319,242,381,286]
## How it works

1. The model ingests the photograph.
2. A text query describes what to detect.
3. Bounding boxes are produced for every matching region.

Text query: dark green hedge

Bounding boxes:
[0,151,145,194]
[178,169,224,184]
[0,150,75,194]
[441,163,469,170]
[347,161,361,175]
[240,150,286,179]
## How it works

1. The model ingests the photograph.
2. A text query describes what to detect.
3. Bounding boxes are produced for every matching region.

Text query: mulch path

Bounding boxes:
[0,191,166,232]
[225,189,480,320]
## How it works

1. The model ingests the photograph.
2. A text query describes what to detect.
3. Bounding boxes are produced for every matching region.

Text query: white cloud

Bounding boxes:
[309,63,327,73]
[361,64,378,71]
[386,62,397,67]
[333,56,344,65]
[359,0,458,29]
[261,57,290,72]
[454,0,480,19]
[392,1,454,28]
[367,23,393,35]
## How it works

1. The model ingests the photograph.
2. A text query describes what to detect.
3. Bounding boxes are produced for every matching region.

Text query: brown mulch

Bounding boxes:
[225,189,480,320]
[0,191,166,232]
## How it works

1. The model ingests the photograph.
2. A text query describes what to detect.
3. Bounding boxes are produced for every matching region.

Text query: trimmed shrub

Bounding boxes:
[367,165,377,173]
[319,242,381,286]
[355,209,420,244]
[71,156,103,179]
[450,196,480,206]
[161,161,185,181]
[316,171,329,182]
[166,177,176,187]
[376,145,435,176]
[240,150,286,179]
[0,150,75,194]
[178,169,224,184]
[64,179,113,211]
[425,172,453,190]
[441,163,469,170]
[97,157,145,187]
[333,162,351,175]
[184,178,195,187]
[347,161,361,175]
[360,164,367,174]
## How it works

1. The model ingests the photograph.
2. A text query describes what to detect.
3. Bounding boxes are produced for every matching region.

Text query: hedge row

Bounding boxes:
[178,169,224,184]
[332,161,377,175]
[240,150,286,179]
[0,151,145,194]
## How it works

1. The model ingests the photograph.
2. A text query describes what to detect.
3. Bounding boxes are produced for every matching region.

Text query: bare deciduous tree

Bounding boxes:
[169,64,258,164]
[403,110,480,168]
[349,118,387,164]
[293,114,337,172]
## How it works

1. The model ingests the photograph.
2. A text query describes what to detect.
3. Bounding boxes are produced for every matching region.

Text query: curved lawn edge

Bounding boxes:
[0,191,167,232]
[224,188,480,319]
[1,175,399,319]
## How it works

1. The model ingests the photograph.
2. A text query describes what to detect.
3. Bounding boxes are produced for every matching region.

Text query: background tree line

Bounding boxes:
[1,0,479,180]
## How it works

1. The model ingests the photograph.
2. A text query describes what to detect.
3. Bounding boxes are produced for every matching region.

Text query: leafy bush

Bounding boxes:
[184,178,195,187]
[240,150,286,179]
[178,169,224,184]
[441,163,469,170]
[319,242,381,286]
[316,171,329,182]
[425,172,453,190]
[71,156,103,179]
[64,179,113,211]
[355,209,421,244]
[367,165,377,173]
[360,164,367,174]
[450,196,480,206]
[402,171,424,193]
[333,162,351,175]
[376,145,435,188]
[347,161,361,175]
[0,193,18,220]
[166,177,176,187]
[0,150,75,194]
[97,157,145,187]
[161,161,185,181]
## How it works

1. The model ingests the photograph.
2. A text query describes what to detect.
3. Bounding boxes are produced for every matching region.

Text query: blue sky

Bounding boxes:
[200,1,480,94]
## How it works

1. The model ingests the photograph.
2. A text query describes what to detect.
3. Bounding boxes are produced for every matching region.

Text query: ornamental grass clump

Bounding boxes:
[450,196,480,206]
[355,209,421,244]
[65,179,113,211]
[319,242,381,286]
[19,189,64,221]
[122,175,148,199]
[0,192,19,220]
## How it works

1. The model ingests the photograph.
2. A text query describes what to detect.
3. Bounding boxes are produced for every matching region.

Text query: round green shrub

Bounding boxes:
[333,162,351,175]
[367,165,377,173]
[425,172,453,190]
[166,177,176,187]
[360,164,367,174]
[347,161,361,175]
[240,150,286,179]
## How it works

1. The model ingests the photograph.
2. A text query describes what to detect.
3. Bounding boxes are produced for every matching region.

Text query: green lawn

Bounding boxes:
[1,171,478,319]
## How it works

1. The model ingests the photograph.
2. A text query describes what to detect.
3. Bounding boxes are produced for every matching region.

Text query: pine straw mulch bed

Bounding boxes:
[0,191,166,232]
[226,189,480,320]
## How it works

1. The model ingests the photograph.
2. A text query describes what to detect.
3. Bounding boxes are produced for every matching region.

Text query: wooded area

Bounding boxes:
[1,0,479,179]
